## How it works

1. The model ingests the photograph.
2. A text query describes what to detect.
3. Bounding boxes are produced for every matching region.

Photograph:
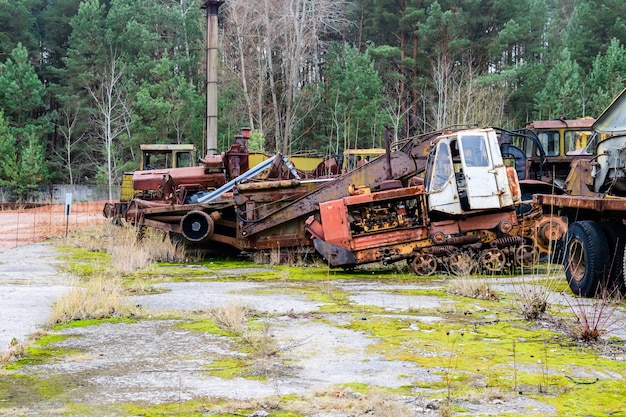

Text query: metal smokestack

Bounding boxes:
[201,0,224,156]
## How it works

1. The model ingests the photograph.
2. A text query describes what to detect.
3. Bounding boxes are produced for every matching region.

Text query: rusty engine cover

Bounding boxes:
[132,166,227,202]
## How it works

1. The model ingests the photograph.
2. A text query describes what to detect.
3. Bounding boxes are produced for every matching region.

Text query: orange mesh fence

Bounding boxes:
[0,201,107,252]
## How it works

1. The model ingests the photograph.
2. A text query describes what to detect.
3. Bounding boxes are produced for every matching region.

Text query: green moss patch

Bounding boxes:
[178,319,234,337]
[5,334,82,371]
[121,400,212,416]
[0,373,80,406]
[57,247,111,277]
[205,357,249,379]
[340,311,626,413]
[54,317,136,330]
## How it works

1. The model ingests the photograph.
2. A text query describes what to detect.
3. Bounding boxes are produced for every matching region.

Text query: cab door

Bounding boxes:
[426,140,463,215]
[459,133,502,210]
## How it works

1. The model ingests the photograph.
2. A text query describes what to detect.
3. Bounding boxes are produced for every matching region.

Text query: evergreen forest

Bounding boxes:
[1,0,625,197]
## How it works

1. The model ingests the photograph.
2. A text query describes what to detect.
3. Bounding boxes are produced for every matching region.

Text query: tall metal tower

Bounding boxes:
[200,0,224,156]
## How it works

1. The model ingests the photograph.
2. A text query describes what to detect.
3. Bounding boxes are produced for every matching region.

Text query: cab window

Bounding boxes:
[176,151,193,168]
[144,151,172,169]
[460,135,489,167]
[427,141,453,192]
[564,130,594,155]
[512,136,533,157]
[536,131,560,156]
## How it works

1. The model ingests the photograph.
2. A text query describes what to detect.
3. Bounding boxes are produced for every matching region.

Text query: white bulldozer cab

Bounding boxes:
[426,128,520,215]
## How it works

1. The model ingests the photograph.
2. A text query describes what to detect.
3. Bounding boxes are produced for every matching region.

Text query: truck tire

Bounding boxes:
[564,221,610,297]
[600,222,626,294]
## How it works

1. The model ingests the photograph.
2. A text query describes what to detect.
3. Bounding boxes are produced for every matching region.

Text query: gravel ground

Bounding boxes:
[0,243,74,350]
[2,241,625,416]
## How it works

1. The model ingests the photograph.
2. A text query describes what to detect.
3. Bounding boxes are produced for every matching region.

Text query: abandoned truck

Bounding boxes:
[510,118,597,197]
[534,87,626,297]
[113,125,565,276]
[104,0,568,273]
[305,127,565,275]
[116,128,434,255]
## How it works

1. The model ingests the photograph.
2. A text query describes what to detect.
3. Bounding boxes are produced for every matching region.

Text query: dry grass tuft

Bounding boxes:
[107,226,189,273]
[1,337,26,364]
[212,302,249,334]
[516,282,550,320]
[209,388,413,417]
[511,267,561,321]
[210,303,295,377]
[66,223,194,273]
[50,274,143,324]
[448,276,499,301]
[211,303,279,357]
[291,388,413,417]
[446,253,500,300]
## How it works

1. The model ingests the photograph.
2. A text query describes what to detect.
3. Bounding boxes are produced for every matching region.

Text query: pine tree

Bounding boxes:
[0,43,49,197]
[587,38,626,116]
[534,49,585,119]
[320,43,385,153]
[0,43,45,133]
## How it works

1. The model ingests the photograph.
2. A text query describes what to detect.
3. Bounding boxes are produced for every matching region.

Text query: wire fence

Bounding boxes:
[0,200,108,252]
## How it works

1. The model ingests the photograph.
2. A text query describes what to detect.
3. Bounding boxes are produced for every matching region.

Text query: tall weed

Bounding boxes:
[67,223,191,273]
[561,288,623,342]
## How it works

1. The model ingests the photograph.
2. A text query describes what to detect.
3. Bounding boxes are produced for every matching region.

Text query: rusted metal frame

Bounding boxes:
[236,179,301,192]
[535,194,626,212]
[242,231,310,250]
[208,233,243,249]
[341,184,424,205]
[454,210,518,233]
[350,226,428,252]
[234,186,316,223]
[353,240,425,264]
[239,151,418,237]
[192,156,277,204]
[426,211,516,239]
[142,214,241,248]
[128,201,234,216]
[142,218,179,233]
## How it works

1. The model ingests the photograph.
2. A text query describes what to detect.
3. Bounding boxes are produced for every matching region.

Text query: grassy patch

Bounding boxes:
[53,317,136,330]
[205,357,249,379]
[340,310,626,413]
[539,378,626,416]
[57,246,111,277]
[0,373,83,408]
[62,223,193,274]
[50,273,143,324]
[4,333,78,370]
[122,400,211,417]
[179,319,234,337]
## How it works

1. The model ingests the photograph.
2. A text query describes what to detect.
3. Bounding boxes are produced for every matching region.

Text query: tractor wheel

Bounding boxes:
[448,252,474,276]
[515,245,539,269]
[479,248,506,273]
[412,253,438,276]
[564,221,610,298]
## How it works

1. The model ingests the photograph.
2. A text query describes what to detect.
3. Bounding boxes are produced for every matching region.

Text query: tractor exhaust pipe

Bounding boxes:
[201,0,224,156]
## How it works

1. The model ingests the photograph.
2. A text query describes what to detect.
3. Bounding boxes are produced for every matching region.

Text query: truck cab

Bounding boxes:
[512,118,596,194]
[426,128,520,215]
[140,144,197,170]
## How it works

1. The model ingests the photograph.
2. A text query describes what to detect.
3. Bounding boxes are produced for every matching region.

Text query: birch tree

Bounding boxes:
[222,0,347,153]
[53,98,86,185]
[87,51,131,201]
